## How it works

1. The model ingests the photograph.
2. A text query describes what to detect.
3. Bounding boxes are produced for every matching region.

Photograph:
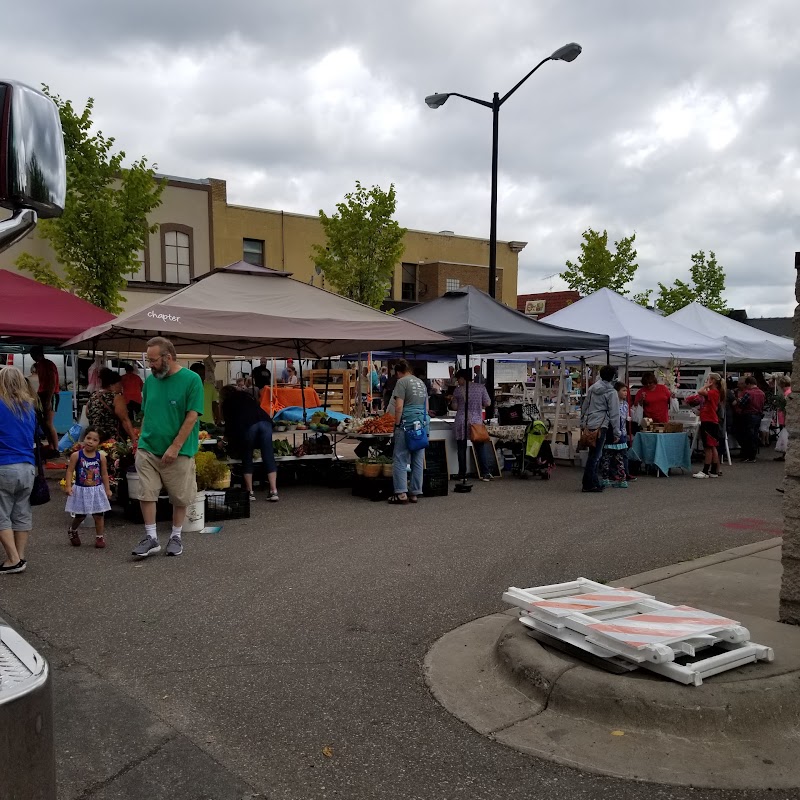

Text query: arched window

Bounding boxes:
[161,224,194,284]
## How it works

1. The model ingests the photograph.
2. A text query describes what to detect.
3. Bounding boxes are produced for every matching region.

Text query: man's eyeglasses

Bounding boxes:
[147,355,166,365]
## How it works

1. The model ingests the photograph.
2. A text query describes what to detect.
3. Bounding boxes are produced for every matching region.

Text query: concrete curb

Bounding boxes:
[425,610,800,789]
[611,538,780,589]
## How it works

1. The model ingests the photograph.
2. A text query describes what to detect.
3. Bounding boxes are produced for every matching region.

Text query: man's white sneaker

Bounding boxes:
[693,471,709,479]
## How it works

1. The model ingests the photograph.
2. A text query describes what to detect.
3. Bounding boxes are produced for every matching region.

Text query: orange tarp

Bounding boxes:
[259,386,321,415]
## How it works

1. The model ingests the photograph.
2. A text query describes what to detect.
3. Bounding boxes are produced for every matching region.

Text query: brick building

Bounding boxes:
[516,290,581,319]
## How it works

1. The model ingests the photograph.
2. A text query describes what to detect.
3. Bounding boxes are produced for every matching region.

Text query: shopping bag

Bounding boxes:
[29,440,50,507]
[404,421,428,452]
[776,427,789,454]
[630,405,644,425]
[669,397,680,414]
[57,422,84,453]
[469,423,490,443]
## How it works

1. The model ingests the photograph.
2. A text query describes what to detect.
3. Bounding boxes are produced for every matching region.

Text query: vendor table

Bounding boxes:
[629,431,691,477]
[259,386,321,413]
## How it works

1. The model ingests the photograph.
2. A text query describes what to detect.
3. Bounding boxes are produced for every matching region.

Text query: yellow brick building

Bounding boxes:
[0,175,525,310]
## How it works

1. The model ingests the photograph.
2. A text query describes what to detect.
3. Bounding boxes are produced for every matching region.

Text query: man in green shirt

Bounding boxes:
[133,337,204,559]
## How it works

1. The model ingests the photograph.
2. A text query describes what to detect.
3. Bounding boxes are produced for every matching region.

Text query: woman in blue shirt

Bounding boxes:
[0,367,37,574]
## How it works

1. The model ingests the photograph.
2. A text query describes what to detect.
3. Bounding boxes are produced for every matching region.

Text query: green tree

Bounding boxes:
[632,289,652,307]
[16,87,164,313]
[689,250,727,312]
[655,279,696,315]
[14,253,67,290]
[655,250,728,314]
[560,228,639,296]
[312,181,407,308]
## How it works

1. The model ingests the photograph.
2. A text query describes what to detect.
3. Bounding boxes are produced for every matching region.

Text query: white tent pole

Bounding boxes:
[723,358,732,465]
[550,358,565,445]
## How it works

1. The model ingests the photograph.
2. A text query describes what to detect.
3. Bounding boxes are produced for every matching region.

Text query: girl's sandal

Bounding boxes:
[388,494,409,505]
[408,495,418,504]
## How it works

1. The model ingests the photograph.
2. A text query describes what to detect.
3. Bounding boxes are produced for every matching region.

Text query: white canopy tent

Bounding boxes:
[484,289,726,366]
[668,302,794,365]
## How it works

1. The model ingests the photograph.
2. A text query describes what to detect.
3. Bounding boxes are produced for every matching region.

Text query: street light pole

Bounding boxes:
[488,92,500,300]
[426,43,582,405]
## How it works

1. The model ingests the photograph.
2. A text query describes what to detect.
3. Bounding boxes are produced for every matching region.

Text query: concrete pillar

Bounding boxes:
[779,254,800,624]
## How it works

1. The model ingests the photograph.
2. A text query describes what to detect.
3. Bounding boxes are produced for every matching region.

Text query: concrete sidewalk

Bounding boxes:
[425,538,800,790]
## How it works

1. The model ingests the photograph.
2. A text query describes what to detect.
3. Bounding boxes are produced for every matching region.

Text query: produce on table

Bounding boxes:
[272,439,294,457]
[356,413,395,435]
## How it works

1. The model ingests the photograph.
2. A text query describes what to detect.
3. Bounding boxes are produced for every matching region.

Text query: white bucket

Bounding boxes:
[126,471,141,500]
[183,492,206,533]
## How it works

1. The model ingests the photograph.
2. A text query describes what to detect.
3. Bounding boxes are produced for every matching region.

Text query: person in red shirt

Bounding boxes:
[633,372,673,424]
[732,376,766,462]
[693,372,725,479]
[120,364,144,420]
[29,346,60,453]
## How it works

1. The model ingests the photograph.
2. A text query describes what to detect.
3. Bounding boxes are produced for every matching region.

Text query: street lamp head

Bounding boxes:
[550,42,582,62]
[425,93,450,109]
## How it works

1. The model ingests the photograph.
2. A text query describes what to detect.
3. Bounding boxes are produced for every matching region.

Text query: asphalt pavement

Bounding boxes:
[0,457,790,800]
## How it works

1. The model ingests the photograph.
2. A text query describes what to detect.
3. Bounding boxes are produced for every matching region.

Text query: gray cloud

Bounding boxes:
[5,0,799,316]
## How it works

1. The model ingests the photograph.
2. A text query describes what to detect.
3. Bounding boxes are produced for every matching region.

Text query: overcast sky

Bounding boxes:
[6,0,799,316]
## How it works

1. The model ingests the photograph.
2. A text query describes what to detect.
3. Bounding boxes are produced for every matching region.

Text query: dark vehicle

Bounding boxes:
[0,78,65,800]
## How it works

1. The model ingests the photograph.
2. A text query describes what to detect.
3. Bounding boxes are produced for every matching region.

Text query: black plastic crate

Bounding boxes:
[352,475,394,501]
[422,474,449,497]
[205,488,251,521]
[124,496,173,523]
[327,459,357,488]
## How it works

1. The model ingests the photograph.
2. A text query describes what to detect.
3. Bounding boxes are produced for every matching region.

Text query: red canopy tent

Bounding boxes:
[0,269,114,344]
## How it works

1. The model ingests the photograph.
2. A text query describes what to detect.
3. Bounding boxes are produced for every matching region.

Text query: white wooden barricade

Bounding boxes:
[503,578,774,686]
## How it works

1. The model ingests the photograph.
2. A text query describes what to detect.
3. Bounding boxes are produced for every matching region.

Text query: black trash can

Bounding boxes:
[0,620,56,799]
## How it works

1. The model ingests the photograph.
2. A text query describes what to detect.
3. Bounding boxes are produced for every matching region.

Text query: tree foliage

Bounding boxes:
[16,87,164,313]
[655,250,728,315]
[312,181,407,308]
[14,253,67,290]
[560,228,638,296]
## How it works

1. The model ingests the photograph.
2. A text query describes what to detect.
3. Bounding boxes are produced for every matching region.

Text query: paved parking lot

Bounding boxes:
[0,458,788,799]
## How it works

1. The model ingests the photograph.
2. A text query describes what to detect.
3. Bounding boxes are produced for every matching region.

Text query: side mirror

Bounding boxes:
[0,80,66,251]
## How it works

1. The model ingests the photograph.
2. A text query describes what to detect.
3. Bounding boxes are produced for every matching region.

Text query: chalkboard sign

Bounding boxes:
[473,440,502,478]
[424,439,449,476]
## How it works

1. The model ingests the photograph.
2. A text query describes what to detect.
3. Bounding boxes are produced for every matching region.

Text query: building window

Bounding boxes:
[446,278,460,292]
[401,263,417,301]
[129,249,146,282]
[161,224,193,284]
[243,238,264,267]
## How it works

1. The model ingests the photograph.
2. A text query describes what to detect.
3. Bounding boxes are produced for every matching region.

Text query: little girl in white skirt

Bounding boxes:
[64,428,112,548]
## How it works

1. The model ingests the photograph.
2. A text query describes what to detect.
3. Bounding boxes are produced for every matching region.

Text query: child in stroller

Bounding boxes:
[513,419,554,479]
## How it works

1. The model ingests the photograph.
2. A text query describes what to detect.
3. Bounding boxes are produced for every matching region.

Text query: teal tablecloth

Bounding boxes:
[629,432,691,476]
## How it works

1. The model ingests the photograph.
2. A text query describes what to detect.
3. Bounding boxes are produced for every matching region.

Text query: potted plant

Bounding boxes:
[195,451,230,491]
[378,455,393,477]
[363,458,382,479]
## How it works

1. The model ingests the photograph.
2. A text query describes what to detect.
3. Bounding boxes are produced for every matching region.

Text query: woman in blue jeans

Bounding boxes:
[580,365,620,493]
[220,386,278,501]
[388,360,429,504]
